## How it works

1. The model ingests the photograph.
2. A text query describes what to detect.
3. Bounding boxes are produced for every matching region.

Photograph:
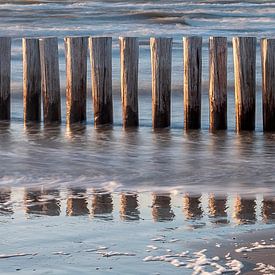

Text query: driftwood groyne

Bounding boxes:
[0,36,274,131]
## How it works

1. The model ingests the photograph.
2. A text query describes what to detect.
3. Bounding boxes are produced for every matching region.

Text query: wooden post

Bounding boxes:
[184,36,202,129]
[0,37,11,120]
[261,38,275,131]
[209,37,227,130]
[22,38,41,122]
[89,37,113,126]
[119,37,139,128]
[233,37,256,131]
[39,37,61,124]
[150,37,172,128]
[64,36,88,124]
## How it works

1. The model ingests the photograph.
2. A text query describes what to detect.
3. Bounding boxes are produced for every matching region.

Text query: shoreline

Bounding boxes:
[188,228,275,274]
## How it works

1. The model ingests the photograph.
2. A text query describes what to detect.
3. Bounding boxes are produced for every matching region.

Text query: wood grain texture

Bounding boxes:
[22,38,41,122]
[0,37,11,120]
[39,37,61,124]
[184,36,202,129]
[89,37,113,127]
[209,37,227,131]
[64,36,88,124]
[233,37,256,131]
[119,37,139,128]
[150,37,172,128]
[261,38,275,131]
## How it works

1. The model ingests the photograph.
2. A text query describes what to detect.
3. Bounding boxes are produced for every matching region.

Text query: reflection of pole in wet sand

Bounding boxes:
[66,188,89,216]
[91,190,113,219]
[152,194,174,222]
[42,189,61,216]
[24,188,61,216]
[183,194,203,220]
[262,197,275,223]
[120,193,140,221]
[0,187,13,215]
[24,189,43,215]
[233,196,256,224]
[208,194,228,224]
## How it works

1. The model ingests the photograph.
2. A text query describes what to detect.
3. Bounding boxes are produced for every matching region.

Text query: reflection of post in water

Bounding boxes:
[0,121,10,133]
[234,132,255,158]
[93,128,114,155]
[120,193,140,221]
[208,194,229,224]
[94,127,113,142]
[0,187,13,215]
[24,188,43,215]
[91,190,113,220]
[41,189,61,216]
[43,124,62,140]
[152,193,174,222]
[24,122,41,137]
[152,128,172,144]
[183,194,203,220]
[209,131,228,156]
[65,123,87,142]
[233,195,256,224]
[262,196,275,223]
[24,188,61,216]
[185,131,203,171]
[66,188,89,216]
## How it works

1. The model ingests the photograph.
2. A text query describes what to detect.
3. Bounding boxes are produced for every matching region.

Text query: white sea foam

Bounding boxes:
[235,242,275,253]
[254,263,275,273]
[99,251,136,257]
[0,252,37,259]
[147,245,158,250]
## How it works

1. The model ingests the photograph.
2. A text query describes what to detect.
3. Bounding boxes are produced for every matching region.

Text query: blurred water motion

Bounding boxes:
[1,119,275,193]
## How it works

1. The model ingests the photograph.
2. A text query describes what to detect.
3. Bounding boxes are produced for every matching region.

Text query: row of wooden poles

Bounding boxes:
[0,36,274,131]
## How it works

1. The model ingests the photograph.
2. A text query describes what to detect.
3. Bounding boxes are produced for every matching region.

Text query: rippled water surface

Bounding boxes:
[1,1,275,274]
[0,187,274,274]
[1,0,274,91]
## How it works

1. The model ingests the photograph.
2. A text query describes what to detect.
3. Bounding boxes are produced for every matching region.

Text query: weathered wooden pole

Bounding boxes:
[150,37,172,128]
[184,36,202,129]
[89,37,113,126]
[209,37,227,130]
[22,38,41,122]
[0,37,11,120]
[39,37,61,124]
[261,38,275,131]
[232,37,256,131]
[119,37,139,128]
[64,36,88,124]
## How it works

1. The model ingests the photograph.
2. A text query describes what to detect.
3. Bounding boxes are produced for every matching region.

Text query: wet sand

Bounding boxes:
[191,228,275,274]
[1,189,274,274]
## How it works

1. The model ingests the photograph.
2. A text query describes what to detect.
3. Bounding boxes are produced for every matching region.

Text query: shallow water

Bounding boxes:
[0,0,273,92]
[1,1,275,274]
[0,187,274,274]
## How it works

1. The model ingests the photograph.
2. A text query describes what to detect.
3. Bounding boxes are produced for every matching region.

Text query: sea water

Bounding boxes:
[0,1,275,274]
